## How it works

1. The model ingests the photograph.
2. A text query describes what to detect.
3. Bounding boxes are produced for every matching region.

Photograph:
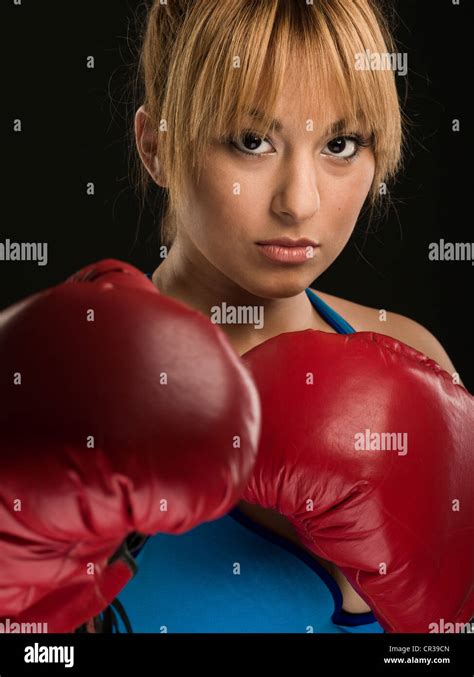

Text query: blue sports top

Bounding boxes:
[115,278,383,634]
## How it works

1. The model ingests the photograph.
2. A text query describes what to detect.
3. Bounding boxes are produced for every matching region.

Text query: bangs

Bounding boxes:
[205,1,387,143]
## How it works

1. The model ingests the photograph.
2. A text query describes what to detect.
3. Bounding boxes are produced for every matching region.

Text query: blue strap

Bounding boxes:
[305,287,356,335]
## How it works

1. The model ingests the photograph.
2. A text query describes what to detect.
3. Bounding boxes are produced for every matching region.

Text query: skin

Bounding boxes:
[136,68,460,615]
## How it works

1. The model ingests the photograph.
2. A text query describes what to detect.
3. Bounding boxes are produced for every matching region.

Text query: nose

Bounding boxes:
[271,155,321,224]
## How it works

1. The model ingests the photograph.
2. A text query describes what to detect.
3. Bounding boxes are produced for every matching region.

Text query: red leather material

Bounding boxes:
[241,329,474,633]
[0,259,261,632]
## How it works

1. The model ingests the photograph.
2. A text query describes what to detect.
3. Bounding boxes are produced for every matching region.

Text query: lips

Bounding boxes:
[256,237,319,248]
[256,239,319,264]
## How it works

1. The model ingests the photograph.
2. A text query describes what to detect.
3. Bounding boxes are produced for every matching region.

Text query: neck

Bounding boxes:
[152,234,328,354]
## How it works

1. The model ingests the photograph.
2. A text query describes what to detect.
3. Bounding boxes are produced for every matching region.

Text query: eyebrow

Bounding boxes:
[248,108,352,136]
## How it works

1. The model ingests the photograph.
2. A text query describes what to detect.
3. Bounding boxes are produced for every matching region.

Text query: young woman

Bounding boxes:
[114,0,461,633]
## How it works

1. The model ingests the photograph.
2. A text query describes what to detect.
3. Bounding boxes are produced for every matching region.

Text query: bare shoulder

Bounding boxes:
[314,289,460,379]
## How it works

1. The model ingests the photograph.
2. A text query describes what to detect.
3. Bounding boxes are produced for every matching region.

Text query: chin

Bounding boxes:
[239,271,317,300]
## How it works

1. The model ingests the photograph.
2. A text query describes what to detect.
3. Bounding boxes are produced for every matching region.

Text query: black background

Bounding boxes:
[2,0,473,389]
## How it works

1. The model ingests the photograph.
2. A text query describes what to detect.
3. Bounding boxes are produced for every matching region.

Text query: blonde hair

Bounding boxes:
[133,0,405,247]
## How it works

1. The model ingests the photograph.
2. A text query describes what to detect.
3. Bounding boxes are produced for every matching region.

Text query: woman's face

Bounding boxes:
[177,74,376,299]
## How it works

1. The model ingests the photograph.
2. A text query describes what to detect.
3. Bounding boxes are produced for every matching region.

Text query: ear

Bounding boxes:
[135,105,167,188]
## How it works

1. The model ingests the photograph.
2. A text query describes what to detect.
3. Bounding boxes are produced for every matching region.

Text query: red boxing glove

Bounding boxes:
[241,330,474,633]
[0,259,260,632]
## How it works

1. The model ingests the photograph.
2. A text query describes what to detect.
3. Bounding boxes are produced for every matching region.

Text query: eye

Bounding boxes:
[228,130,275,156]
[321,135,367,162]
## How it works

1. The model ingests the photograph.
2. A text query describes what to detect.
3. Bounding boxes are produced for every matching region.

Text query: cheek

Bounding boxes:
[321,156,375,237]
[188,147,265,235]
